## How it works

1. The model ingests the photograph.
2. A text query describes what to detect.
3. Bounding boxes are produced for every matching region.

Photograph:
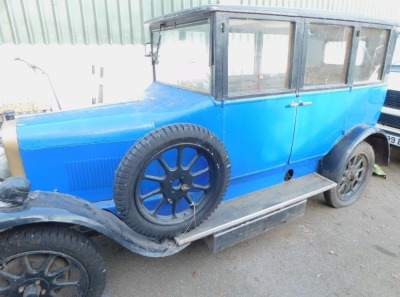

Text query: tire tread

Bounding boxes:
[114,123,230,239]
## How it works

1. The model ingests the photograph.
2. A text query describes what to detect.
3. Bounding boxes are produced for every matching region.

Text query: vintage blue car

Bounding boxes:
[0,5,397,297]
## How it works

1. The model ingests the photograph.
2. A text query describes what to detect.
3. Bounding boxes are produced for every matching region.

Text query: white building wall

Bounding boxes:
[0,0,399,110]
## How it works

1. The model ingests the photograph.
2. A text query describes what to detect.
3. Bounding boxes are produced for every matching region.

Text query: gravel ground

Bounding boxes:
[99,146,400,297]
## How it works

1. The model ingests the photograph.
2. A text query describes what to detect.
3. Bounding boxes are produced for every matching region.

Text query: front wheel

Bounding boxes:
[324,141,375,208]
[0,226,106,297]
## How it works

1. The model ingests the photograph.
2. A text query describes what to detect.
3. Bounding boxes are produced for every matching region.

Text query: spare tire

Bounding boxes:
[114,124,230,239]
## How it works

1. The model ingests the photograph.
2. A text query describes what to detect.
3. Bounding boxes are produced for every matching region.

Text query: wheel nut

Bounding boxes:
[181,184,190,191]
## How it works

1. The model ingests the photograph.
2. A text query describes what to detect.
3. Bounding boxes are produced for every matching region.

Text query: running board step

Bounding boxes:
[175,173,336,249]
[207,201,306,252]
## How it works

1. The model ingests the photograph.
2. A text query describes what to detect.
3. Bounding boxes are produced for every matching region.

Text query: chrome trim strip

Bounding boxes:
[1,120,26,177]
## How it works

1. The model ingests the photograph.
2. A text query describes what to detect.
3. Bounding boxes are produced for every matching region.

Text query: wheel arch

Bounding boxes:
[318,124,389,180]
[363,132,389,166]
[0,190,188,258]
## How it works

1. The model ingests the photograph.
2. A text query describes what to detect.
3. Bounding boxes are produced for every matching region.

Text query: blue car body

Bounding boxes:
[0,5,395,231]
[16,81,387,212]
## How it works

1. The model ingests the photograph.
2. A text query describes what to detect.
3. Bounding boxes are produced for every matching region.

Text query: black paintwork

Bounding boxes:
[0,188,188,257]
[318,125,390,180]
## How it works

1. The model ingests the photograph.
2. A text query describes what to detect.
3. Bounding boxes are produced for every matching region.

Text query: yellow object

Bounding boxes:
[1,120,26,177]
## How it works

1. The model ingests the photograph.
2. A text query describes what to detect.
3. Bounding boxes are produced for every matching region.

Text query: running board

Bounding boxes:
[175,173,336,251]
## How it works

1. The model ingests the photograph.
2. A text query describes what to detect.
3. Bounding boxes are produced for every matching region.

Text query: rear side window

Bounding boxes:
[228,19,294,96]
[304,24,353,87]
[354,28,389,83]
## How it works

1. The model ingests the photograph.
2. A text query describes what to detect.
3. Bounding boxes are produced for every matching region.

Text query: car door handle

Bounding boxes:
[299,101,313,106]
[289,101,299,107]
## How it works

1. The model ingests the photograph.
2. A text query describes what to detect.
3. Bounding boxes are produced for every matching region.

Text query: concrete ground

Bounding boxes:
[99,146,400,297]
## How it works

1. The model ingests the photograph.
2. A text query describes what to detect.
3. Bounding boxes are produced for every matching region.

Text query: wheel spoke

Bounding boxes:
[191,166,209,177]
[186,153,200,170]
[0,270,19,282]
[356,168,365,179]
[344,183,350,194]
[48,265,72,278]
[184,194,195,206]
[171,200,177,218]
[351,179,359,188]
[152,198,166,215]
[158,158,171,173]
[348,156,356,167]
[355,156,364,168]
[177,147,183,169]
[139,188,162,201]
[348,181,354,193]
[338,182,346,194]
[192,183,210,191]
[22,255,35,274]
[52,280,80,289]
[144,174,165,182]
[42,255,57,274]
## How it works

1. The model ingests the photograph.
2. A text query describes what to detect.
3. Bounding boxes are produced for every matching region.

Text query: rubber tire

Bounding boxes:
[324,141,374,208]
[0,225,106,297]
[114,124,230,239]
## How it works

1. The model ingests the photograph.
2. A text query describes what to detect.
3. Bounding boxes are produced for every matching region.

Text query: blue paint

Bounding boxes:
[18,83,223,202]
[17,81,387,212]
[344,84,387,130]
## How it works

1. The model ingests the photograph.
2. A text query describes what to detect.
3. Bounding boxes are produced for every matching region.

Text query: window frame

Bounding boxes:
[351,23,395,86]
[150,16,215,97]
[298,19,357,92]
[148,11,397,102]
[299,19,395,92]
[221,13,302,100]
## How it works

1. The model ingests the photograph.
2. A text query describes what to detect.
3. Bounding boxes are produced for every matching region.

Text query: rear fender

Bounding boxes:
[319,124,389,180]
[0,191,188,257]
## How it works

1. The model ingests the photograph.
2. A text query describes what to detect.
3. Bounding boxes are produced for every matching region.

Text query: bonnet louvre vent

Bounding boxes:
[66,157,121,191]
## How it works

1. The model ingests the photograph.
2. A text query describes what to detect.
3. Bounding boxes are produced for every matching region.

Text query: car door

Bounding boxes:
[289,21,355,169]
[221,17,300,196]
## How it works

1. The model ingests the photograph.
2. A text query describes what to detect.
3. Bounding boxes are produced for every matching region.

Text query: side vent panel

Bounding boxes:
[66,157,122,191]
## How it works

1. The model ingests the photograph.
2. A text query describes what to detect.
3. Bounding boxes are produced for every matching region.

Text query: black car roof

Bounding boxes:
[145,4,397,28]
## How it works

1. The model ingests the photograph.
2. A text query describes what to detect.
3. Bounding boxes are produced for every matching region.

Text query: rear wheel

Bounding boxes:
[0,226,106,297]
[324,141,374,208]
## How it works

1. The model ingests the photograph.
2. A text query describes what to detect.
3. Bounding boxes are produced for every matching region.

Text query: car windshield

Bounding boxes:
[153,21,211,94]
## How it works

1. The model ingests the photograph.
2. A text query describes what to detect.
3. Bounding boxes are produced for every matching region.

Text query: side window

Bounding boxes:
[354,28,389,83]
[154,22,211,94]
[304,24,353,87]
[228,19,293,96]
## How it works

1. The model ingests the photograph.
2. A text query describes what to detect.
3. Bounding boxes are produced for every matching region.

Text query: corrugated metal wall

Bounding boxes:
[0,0,399,45]
[0,0,217,45]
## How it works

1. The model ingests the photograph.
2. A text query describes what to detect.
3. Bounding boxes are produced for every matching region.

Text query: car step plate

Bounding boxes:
[175,173,336,246]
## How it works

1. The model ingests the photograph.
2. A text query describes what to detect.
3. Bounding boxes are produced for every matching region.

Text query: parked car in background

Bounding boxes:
[0,5,397,297]
[377,34,400,146]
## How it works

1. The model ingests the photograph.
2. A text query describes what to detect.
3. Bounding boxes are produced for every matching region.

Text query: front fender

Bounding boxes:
[0,190,189,257]
[319,124,389,180]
